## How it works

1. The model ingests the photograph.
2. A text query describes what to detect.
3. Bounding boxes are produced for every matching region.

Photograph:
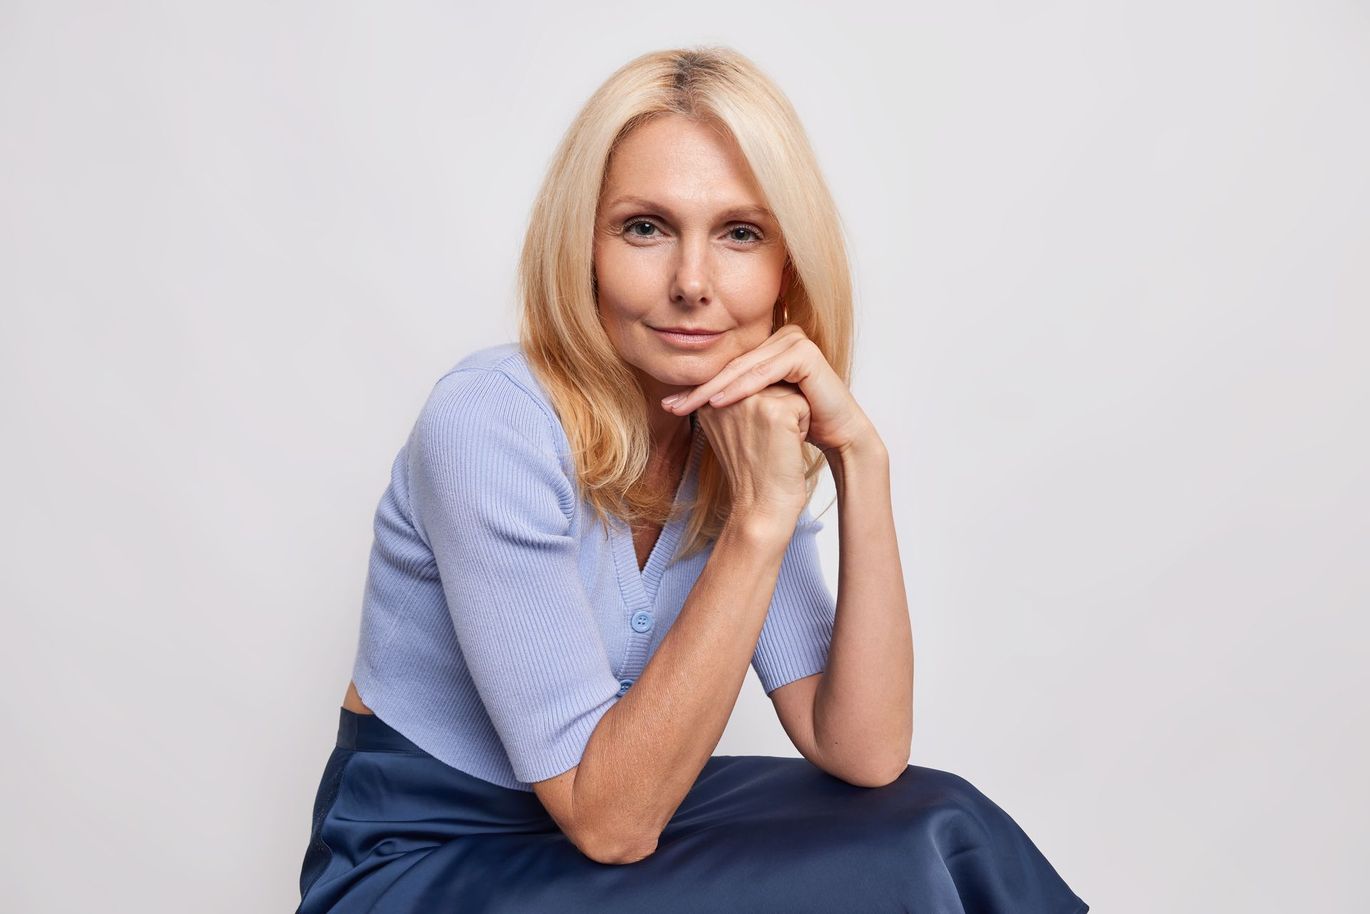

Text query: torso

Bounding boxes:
[342,419,691,718]
[630,422,692,571]
[631,521,665,572]
[343,679,375,715]
[343,523,665,716]
[629,476,687,570]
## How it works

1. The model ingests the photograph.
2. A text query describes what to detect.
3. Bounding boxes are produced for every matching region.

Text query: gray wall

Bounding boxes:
[2,2,1365,911]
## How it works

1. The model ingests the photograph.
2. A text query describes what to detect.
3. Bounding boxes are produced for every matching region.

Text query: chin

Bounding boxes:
[636,354,719,387]
[653,362,716,386]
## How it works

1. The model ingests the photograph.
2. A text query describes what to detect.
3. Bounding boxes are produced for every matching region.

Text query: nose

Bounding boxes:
[670,237,714,306]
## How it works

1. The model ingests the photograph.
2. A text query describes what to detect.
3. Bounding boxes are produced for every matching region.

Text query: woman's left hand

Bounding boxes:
[660,324,874,457]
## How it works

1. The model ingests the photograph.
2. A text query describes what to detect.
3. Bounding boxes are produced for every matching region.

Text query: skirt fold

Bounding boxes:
[296,709,1088,914]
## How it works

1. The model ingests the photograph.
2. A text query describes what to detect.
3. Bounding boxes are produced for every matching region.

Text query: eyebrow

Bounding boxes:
[603,195,775,222]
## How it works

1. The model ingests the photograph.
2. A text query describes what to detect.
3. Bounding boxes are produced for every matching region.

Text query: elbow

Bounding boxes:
[563,768,661,864]
[823,740,912,789]
[837,761,908,789]
[577,827,660,865]
[872,755,912,788]
[571,813,660,865]
[861,726,915,787]
[864,738,914,787]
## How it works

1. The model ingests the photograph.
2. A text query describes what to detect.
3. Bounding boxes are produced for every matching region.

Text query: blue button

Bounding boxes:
[631,610,654,633]
[617,678,634,694]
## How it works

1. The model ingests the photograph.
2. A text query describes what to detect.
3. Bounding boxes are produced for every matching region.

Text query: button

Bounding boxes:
[617,678,634,695]
[631,610,654,633]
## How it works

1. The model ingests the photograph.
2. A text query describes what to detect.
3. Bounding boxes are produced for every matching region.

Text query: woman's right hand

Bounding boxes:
[689,381,812,529]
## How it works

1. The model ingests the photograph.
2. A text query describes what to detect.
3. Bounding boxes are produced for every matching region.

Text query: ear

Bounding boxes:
[779,255,794,299]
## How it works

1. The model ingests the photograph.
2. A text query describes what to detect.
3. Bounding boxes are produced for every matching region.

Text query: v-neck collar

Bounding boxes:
[609,412,705,612]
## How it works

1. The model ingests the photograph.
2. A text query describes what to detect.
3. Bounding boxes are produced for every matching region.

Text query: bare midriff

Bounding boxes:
[343,679,375,715]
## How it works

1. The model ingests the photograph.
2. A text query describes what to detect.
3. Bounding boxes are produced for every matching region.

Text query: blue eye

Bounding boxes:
[620,219,764,245]
[624,219,660,238]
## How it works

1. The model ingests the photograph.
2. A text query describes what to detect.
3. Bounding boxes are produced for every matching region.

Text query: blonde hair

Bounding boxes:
[517,45,854,561]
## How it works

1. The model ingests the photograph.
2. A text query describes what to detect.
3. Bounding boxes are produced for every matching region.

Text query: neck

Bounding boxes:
[632,368,694,455]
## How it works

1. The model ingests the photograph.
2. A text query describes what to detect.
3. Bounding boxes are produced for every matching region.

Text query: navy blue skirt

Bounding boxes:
[297,708,1088,913]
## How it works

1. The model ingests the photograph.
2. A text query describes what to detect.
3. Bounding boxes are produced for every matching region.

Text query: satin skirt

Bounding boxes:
[296,708,1088,914]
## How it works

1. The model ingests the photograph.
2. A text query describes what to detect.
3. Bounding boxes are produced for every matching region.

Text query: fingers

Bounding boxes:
[662,326,806,414]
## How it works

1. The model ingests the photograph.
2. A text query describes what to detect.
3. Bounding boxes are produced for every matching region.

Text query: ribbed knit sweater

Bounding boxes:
[350,341,836,791]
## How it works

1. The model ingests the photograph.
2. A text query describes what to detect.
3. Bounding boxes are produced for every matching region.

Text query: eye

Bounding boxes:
[618,218,766,245]
[623,218,662,239]
[728,224,764,244]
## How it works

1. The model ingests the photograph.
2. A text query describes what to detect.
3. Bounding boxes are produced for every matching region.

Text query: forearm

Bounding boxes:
[813,429,914,784]
[573,514,792,856]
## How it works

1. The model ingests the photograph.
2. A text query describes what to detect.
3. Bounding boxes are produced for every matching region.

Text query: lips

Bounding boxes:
[651,326,725,349]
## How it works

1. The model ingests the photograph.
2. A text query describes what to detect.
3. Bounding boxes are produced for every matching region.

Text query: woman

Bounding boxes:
[296,46,1089,913]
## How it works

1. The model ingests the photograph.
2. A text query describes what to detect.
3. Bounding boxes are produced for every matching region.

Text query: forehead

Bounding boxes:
[600,115,766,211]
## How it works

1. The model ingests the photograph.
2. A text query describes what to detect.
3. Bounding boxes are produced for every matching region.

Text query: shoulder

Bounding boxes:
[417,342,570,458]
[405,345,580,535]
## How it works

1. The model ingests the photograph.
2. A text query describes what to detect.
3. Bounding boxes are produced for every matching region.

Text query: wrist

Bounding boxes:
[824,419,887,468]
[721,508,800,550]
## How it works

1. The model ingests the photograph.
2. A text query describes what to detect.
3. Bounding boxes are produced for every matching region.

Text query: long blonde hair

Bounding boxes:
[517,45,854,561]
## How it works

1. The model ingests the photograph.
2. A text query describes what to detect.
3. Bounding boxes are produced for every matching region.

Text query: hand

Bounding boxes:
[692,382,812,525]
[661,324,874,458]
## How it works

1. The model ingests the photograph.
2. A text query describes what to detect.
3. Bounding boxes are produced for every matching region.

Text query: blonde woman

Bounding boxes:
[294,46,1089,913]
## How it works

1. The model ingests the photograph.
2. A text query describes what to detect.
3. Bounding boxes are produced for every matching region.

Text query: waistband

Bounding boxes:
[336,706,425,753]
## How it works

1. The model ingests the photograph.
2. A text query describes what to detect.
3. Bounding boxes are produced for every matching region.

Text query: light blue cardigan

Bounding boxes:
[351,342,836,791]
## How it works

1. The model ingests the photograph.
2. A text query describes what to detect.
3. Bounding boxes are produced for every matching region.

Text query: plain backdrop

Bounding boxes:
[2,2,1366,912]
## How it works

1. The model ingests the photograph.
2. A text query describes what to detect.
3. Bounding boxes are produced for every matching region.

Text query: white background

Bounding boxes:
[2,2,1366,911]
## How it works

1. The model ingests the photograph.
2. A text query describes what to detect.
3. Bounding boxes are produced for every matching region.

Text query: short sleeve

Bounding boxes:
[405,367,622,784]
[750,506,837,695]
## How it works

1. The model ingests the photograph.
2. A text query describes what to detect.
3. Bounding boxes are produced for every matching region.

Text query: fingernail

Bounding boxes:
[708,392,725,404]
[662,394,682,407]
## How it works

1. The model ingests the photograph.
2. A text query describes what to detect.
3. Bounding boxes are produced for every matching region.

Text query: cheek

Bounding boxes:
[595,244,662,303]
[716,256,784,313]
[592,250,639,332]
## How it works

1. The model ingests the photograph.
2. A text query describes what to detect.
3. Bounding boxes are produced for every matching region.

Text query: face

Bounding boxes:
[593,114,791,406]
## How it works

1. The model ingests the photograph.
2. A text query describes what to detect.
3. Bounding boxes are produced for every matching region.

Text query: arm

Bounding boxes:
[809,426,914,785]
[560,513,794,863]
[649,327,914,789]
[408,366,796,864]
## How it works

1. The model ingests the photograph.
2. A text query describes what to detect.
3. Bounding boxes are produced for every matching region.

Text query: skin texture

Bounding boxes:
[593,115,794,442]
[535,115,913,864]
